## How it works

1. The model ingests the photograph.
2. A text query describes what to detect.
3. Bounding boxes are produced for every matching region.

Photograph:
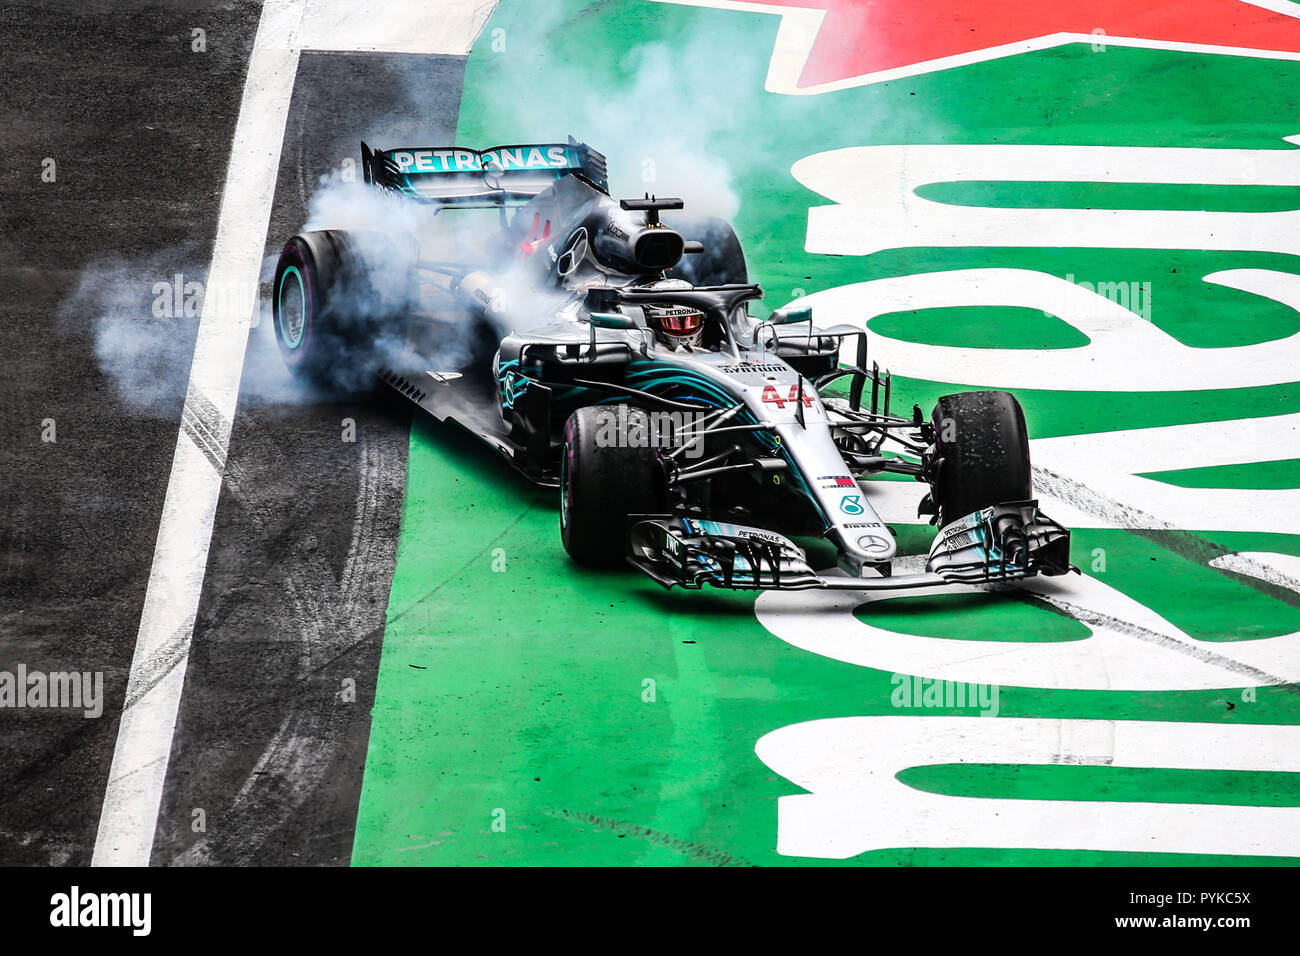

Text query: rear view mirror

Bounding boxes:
[589,311,637,330]
[770,304,812,325]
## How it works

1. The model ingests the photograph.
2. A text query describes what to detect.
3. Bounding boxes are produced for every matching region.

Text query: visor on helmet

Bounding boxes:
[658,308,702,335]
[645,304,704,347]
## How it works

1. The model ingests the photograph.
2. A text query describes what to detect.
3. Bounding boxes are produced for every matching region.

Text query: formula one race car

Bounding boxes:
[271,137,1074,591]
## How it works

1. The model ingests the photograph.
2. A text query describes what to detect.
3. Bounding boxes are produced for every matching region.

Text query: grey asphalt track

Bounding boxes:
[0,0,464,865]
[0,0,263,867]
[150,51,466,867]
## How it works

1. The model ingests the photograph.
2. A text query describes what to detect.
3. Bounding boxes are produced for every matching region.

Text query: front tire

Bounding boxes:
[561,406,663,567]
[930,390,1032,525]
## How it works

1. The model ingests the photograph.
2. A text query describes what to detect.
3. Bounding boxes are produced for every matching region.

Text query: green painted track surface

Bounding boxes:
[352,0,1300,865]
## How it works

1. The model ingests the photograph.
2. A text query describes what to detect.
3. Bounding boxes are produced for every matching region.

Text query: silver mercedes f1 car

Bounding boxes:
[271,137,1074,593]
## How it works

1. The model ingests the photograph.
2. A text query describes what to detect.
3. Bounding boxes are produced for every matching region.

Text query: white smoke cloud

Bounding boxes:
[62,251,204,416]
[83,17,772,411]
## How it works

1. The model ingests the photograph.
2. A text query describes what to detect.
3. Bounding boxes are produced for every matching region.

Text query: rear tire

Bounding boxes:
[930,390,1032,525]
[561,406,664,567]
[272,229,413,389]
[663,215,747,286]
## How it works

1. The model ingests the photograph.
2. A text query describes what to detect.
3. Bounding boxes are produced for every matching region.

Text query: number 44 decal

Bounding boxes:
[762,384,816,409]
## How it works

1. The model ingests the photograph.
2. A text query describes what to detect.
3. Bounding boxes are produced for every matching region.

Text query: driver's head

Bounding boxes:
[644,303,704,350]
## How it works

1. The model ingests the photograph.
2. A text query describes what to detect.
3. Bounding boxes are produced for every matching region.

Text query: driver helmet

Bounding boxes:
[644,303,705,350]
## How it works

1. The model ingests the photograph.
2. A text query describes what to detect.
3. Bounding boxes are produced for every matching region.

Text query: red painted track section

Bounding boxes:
[745,0,1300,88]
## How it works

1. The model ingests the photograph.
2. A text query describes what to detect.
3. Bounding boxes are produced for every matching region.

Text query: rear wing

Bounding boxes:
[361,136,608,203]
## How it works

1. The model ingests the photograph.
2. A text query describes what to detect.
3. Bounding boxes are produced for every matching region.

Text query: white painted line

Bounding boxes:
[91,0,307,868]
[757,717,1300,859]
[93,0,497,867]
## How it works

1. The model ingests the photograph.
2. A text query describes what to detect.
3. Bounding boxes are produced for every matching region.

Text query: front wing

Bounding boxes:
[627,502,1074,592]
